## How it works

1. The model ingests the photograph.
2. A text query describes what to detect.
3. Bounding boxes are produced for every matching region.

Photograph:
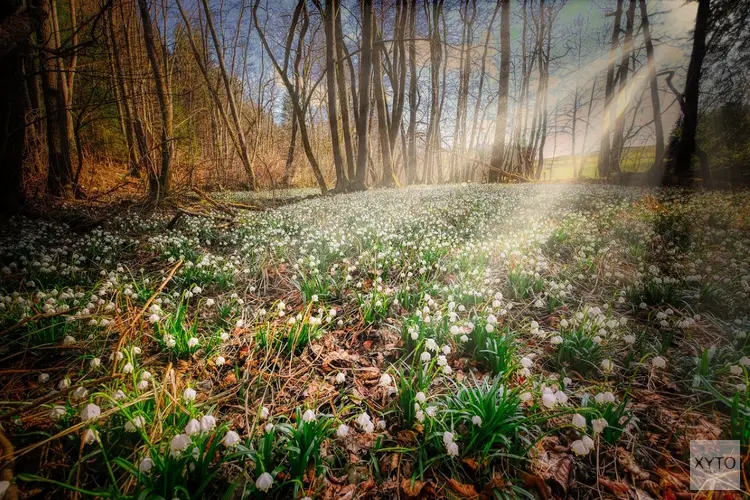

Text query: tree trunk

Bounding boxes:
[373,21,395,187]
[323,0,347,191]
[639,0,664,182]
[597,0,622,179]
[137,0,173,199]
[406,0,417,185]
[333,0,355,180]
[489,0,510,182]
[352,0,373,191]
[674,0,709,182]
[610,0,636,176]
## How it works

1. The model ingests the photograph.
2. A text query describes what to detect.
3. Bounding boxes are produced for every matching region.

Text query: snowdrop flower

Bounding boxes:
[215,356,226,366]
[623,334,636,345]
[443,431,455,446]
[520,357,533,368]
[122,362,134,374]
[148,314,160,323]
[520,392,532,402]
[223,430,240,447]
[420,351,431,362]
[426,406,437,417]
[200,415,216,432]
[415,410,425,422]
[600,359,613,372]
[82,428,99,446]
[652,356,666,369]
[49,405,66,420]
[550,335,563,345]
[737,384,747,392]
[570,439,589,456]
[335,372,346,384]
[63,335,76,346]
[192,286,202,294]
[302,409,316,422]
[337,424,350,437]
[594,391,616,404]
[446,441,459,457]
[571,414,587,429]
[542,392,557,408]
[560,319,569,329]
[592,418,608,434]
[255,472,274,492]
[740,356,750,367]
[137,380,149,391]
[187,337,199,348]
[415,391,426,403]
[205,298,215,307]
[139,457,154,473]
[379,373,392,386]
[471,415,482,426]
[80,403,101,421]
[90,358,101,369]
[58,377,71,390]
[220,331,230,341]
[183,387,196,402]
[185,419,201,436]
[113,389,126,401]
[356,412,374,433]
[582,435,595,451]
[170,434,191,456]
[730,365,743,376]
[441,344,451,355]
[555,390,568,404]
[264,423,274,433]
[425,338,438,351]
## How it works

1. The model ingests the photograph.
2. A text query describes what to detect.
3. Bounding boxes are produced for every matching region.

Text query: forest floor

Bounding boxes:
[1,184,750,499]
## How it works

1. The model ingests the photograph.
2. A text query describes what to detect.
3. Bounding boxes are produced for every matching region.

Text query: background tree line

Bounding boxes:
[1,0,749,213]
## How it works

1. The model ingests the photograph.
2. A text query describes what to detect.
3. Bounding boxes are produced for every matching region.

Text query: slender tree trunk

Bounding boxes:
[352,0,374,190]
[406,0,417,185]
[333,0,355,180]
[137,0,173,199]
[597,0,623,179]
[323,0,347,191]
[639,0,664,182]
[373,24,395,187]
[674,0,709,182]
[611,0,636,176]
[489,0,510,182]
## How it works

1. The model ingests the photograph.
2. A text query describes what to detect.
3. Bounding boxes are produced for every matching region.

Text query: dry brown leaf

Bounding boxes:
[618,447,650,480]
[400,478,425,498]
[520,472,551,500]
[447,478,478,498]
[531,437,572,493]
[462,457,479,472]
[598,477,630,496]
[480,474,507,499]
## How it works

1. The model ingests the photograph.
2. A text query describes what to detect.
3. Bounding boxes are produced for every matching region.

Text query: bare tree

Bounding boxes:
[489,0,510,182]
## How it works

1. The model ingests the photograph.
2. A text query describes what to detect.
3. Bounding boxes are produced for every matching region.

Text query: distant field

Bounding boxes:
[538,146,656,180]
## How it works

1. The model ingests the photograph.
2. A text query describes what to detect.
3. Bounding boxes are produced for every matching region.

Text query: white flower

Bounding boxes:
[730,365,743,376]
[570,439,590,456]
[200,415,216,432]
[446,441,459,457]
[148,313,160,323]
[63,335,76,345]
[415,392,426,403]
[582,435,595,451]
[302,409,316,422]
[49,405,66,420]
[442,344,452,355]
[137,380,149,391]
[420,351,431,362]
[592,418,608,434]
[594,391,616,404]
[113,389,126,401]
[265,423,274,433]
[170,434,191,456]
[521,356,533,368]
[223,430,240,447]
[38,373,49,383]
[550,335,563,345]
[556,390,568,404]
[185,419,201,436]
[183,387,196,402]
[652,356,666,369]
[520,392,532,402]
[471,415,482,426]
[415,410,425,422]
[139,457,154,473]
[356,412,374,433]
[260,407,270,419]
[192,286,202,294]
[336,424,350,437]
[600,359,613,372]
[255,472,274,492]
[335,372,346,384]
[80,403,101,421]
[443,431,455,446]
[425,338,438,351]
[379,373,393,386]
[122,362,133,374]
[206,298,215,306]
[311,294,318,302]
[215,356,226,366]
[623,334,636,345]
[72,387,88,399]
[187,337,199,348]
[572,414,587,429]
[740,356,750,367]
[90,358,101,369]
[542,392,557,408]
[82,428,99,446]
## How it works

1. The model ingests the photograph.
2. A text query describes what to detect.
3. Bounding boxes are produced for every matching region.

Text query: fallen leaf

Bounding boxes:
[447,478,478,498]
[598,477,630,496]
[618,447,650,480]
[531,437,572,493]
[480,474,507,499]
[520,472,551,500]
[462,457,479,472]
[400,478,425,498]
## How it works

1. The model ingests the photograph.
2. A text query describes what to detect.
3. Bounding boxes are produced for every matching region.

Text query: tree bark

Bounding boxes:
[352,0,373,191]
[333,0,355,180]
[373,22,395,187]
[597,0,623,179]
[610,0,636,176]
[406,0,417,185]
[323,0,347,191]
[489,0,510,182]
[639,0,664,182]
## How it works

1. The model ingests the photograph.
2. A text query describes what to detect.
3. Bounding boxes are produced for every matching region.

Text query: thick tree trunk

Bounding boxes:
[489,0,510,182]
[406,0,417,185]
[674,0,709,182]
